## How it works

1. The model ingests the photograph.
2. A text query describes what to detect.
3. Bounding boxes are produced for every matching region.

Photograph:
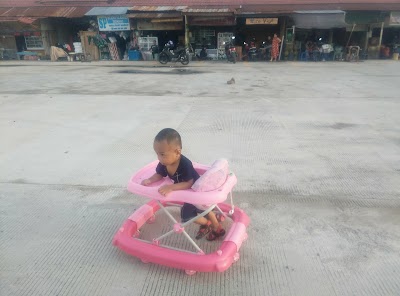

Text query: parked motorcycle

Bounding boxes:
[247,39,258,61]
[159,41,190,65]
[248,46,258,61]
[260,41,272,61]
[224,37,237,63]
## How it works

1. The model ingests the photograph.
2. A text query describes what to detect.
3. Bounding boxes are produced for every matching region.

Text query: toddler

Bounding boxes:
[141,128,225,241]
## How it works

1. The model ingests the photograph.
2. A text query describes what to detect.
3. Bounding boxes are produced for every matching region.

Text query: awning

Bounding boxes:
[127,12,182,19]
[292,11,346,29]
[0,20,39,34]
[128,6,187,12]
[85,7,130,16]
[182,8,234,16]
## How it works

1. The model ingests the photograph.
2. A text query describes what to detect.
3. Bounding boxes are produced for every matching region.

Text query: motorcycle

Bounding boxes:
[159,41,190,65]
[248,39,258,61]
[224,38,237,63]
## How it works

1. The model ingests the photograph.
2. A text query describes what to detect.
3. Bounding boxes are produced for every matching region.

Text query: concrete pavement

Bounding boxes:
[1,60,399,295]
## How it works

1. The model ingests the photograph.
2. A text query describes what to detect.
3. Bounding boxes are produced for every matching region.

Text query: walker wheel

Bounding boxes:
[185,270,196,276]
[147,215,156,224]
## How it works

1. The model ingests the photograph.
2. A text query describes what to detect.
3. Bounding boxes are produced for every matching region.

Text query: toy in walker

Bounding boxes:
[113,160,250,275]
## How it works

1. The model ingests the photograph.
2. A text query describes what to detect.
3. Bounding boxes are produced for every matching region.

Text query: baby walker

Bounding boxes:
[113,160,250,275]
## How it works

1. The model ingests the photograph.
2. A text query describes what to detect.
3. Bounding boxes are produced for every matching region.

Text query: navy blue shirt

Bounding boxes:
[156,155,200,184]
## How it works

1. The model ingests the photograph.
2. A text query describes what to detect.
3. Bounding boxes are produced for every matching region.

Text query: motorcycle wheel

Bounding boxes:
[180,53,190,65]
[231,52,236,64]
[159,53,169,64]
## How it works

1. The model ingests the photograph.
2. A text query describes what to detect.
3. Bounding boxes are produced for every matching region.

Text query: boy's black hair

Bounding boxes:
[154,128,182,148]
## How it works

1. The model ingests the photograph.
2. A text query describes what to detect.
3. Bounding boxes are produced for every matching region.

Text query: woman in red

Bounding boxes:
[270,33,281,62]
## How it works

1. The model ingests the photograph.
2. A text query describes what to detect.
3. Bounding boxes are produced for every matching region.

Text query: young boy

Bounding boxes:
[141,128,225,241]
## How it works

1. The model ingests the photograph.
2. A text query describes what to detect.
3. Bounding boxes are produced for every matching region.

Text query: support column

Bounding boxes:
[184,15,189,47]
[378,22,384,59]
[378,21,384,48]
[364,26,370,54]
[329,29,333,44]
[280,17,286,38]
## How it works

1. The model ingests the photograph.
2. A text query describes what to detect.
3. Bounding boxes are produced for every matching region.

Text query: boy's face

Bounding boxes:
[153,140,181,166]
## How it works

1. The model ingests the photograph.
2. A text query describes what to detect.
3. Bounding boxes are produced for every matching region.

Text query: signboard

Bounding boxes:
[389,12,400,26]
[246,18,278,25]
[137,20,182,31]
[98,15,130,31]
[190,16,236,26]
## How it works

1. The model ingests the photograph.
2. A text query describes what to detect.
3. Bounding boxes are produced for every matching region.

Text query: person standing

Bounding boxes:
[150,40,159,60]
[270,33,281,62]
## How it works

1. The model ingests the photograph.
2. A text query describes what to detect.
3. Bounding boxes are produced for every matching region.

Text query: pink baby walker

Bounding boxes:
[113,159,250,275]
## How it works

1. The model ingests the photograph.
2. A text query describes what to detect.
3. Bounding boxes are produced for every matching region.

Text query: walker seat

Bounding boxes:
[113,161,250,274]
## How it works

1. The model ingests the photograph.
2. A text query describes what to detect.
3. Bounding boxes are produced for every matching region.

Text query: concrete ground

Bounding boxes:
[0,60,399,296]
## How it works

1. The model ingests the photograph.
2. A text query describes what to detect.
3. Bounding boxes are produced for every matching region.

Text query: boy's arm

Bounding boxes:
[158,179,194,196]
[142,173,163,185]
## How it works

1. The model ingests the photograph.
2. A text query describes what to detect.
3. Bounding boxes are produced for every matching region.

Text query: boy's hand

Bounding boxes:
[158,185,173,196]
[141,179,152,186]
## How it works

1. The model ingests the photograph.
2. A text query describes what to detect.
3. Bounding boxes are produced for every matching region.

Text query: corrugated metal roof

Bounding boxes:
[120,0,400,6]
[0,16,38,24]
[85,7,129,16]
[238,3,400,14]
[0,0,131,7]
[2,0,400,8]
[128,6,188,12]
[0,7,91,18]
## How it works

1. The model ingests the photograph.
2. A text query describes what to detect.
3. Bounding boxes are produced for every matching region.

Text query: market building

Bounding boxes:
[1,0,399,61]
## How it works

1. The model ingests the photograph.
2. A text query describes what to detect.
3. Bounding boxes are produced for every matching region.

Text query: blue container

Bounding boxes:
[128,50,140,61]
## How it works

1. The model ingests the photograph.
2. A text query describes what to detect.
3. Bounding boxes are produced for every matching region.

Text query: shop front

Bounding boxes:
[288,11,348,61]
[132,13,184,60]
[345,11,389,59]
[233,16,283,61]
[0,20,40,60]
[184,10,236,60]
[0,16,97,62]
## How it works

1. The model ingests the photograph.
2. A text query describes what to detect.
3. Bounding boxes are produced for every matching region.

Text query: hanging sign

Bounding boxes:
[97,15,130,31]
[246,18,278,25]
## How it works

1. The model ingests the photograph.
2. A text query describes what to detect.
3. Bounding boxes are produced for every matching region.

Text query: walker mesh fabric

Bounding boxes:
[192,159,229,192]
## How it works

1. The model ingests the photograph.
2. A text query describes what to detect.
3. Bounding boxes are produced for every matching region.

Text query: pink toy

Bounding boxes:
[113,161,250,274]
